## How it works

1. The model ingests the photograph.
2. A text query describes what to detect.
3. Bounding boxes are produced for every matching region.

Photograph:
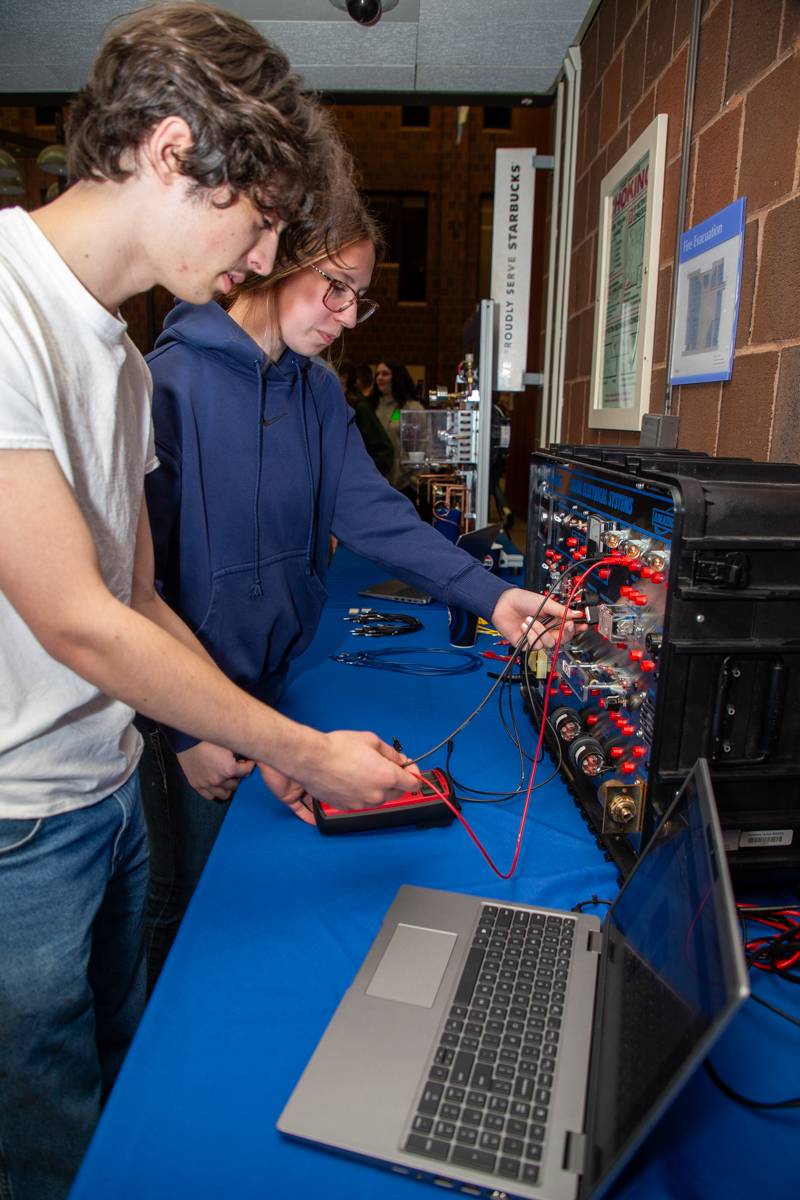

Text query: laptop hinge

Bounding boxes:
[562,1130,586,1174]
[587,930,603,954]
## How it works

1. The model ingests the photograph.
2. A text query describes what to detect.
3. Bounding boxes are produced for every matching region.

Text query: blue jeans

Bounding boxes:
[0,772,148,1200]
[136,719,228,994]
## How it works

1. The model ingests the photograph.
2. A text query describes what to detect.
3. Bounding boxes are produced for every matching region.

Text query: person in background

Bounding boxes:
[337,358,360,406]
[355,361,373,398]
[336,357,393,475]
[368,359,425,501]
[0,6,425,1199]
[141,197,577,988]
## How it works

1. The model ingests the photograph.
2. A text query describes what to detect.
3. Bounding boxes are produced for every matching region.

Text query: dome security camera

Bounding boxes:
[347,0,381,24]
[328,0,400,27]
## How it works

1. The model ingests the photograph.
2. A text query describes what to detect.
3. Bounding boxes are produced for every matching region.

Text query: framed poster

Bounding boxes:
[588,114,667,430]
[669,197,746,385]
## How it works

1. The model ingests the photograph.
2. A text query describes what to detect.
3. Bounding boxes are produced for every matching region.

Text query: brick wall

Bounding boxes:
[562,0,800,461]
[328,102,552,395]
[3,101,552,426]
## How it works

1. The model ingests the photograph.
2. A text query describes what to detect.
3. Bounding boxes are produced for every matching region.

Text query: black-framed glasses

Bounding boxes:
[309,264,379,324]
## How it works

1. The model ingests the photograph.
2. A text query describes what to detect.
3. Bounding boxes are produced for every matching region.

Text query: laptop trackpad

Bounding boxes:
[366,923,457,1007]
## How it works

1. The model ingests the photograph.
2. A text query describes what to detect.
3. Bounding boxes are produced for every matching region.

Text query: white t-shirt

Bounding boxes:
[0,208,157,817]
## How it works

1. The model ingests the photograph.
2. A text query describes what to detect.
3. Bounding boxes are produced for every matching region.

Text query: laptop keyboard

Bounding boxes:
[404,904,574,1186]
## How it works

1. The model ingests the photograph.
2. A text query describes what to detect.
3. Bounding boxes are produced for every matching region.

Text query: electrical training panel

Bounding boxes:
[526,445,800,881]
[399,354,510,530]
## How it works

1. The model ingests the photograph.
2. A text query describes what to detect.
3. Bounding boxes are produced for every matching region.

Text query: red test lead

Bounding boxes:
[418,557,619,880]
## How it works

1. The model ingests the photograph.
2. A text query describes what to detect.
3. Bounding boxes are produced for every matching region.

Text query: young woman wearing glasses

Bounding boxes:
[140,198,574,987]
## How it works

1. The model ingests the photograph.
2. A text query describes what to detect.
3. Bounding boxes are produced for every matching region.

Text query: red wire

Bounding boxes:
[739,905,800,971]
[412,559,618,879]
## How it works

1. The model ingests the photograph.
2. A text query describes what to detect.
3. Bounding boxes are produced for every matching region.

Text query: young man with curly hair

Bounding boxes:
[0,5,419,1197]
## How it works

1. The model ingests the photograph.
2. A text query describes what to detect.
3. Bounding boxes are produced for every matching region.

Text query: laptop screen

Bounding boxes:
[455,522,502,563]
[581,761,748,1198]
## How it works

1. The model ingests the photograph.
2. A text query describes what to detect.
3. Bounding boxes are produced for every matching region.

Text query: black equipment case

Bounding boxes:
[525,444,800,881]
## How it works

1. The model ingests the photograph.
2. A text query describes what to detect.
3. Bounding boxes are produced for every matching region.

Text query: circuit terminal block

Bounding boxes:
[597,603,643,642]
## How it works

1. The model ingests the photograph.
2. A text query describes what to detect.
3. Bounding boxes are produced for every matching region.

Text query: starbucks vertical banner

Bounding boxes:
[490,148,536,393]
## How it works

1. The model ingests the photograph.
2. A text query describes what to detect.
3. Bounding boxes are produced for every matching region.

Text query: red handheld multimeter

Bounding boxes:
[312,768,458,835]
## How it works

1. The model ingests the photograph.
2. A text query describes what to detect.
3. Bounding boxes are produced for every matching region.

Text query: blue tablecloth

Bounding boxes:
[70,551,800,1199]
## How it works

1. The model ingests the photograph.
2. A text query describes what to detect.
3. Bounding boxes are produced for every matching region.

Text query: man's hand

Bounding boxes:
[177,741,254,802]
[266,730,420,812]
[258,762,316,825]
[490,587,582,651]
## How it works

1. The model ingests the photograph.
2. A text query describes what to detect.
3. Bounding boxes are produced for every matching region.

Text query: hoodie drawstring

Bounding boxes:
[298,361,317,576]
[249,360,266,598]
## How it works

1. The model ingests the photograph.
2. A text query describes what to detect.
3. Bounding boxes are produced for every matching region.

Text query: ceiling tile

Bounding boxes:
[254,20,418,67]
[0,1,595,96]
[301,64,416,90]
[415,64,560,94]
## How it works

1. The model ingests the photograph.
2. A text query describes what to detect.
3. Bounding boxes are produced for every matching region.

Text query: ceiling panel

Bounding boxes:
[0,0,596,98]
[299,64,416,91]
[415,64,559,94]
[253,20,419,67]
[418,20,586,69]
[236,0,419,21]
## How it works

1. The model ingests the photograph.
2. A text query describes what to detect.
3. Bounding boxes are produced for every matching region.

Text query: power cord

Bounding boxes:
[402,558,617,878]
[443,620,564,802]
[705,901,800,1108]
[344,608,423,637]
[407,552,608,768]
[330,646,483,676]
[571,896,613,913]
[704,1059,800,1110]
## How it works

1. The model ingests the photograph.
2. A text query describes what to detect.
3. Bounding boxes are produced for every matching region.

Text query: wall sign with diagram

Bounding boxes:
[669,197,746,386]
[588,115,667,431]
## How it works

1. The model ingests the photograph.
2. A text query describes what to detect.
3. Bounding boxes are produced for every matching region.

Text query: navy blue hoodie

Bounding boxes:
[145,301,510,751]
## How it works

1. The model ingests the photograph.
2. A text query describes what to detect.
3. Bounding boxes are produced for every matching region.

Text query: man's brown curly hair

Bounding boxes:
[66,2,328,223]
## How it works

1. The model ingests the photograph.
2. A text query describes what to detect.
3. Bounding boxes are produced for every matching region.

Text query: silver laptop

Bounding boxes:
[358,577,433,605]
[278,760,748,1200]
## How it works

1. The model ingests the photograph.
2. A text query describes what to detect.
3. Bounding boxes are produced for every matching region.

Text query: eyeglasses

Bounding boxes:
[309,264,379,324]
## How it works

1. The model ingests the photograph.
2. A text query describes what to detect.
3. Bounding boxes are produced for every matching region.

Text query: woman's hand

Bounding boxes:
[490,587,583,650]
[177,741,255,802]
